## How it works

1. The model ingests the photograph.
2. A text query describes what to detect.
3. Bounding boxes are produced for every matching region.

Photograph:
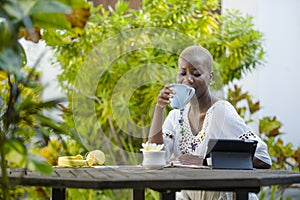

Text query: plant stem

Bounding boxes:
[0,131,9,200]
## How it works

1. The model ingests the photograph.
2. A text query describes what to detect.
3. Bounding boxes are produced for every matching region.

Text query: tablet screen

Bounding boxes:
[206,139,258,157]
[205,139,258,169]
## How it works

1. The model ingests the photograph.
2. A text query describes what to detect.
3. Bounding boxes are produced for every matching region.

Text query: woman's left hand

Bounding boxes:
[178,154,203,166]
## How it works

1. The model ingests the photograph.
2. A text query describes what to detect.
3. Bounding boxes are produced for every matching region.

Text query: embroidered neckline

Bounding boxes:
[178,100,224,154]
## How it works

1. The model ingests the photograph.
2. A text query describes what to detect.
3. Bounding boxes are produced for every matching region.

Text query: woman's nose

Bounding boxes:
[185,74,193,84]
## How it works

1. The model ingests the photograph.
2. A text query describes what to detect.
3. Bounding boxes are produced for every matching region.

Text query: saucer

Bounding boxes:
[142,164,165,170]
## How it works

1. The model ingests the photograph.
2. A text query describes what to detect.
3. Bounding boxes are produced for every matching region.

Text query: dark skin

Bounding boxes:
[149,47,271,169]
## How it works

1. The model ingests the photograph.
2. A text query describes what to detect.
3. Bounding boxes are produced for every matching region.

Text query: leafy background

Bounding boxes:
[0,0,299,199]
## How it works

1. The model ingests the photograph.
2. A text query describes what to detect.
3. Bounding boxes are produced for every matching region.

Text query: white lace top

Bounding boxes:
[162,100,272,166]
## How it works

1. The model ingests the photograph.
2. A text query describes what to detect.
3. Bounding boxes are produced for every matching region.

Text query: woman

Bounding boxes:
[148,45,271,200]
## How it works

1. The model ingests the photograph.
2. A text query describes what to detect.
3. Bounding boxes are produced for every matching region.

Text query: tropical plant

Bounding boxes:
[0,0,89,199]
[43,0,265,164]
[40,0,298,199]
[227,84,300,199]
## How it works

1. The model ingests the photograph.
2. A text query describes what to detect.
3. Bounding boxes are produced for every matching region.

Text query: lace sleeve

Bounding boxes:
[162,110,178,160]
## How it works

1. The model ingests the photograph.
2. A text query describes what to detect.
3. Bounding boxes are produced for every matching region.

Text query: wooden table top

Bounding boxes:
[5,166,300,192]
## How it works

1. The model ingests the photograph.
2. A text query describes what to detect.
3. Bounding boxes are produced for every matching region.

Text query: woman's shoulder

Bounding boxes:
[210,100,233,110]
[207,100,238,116]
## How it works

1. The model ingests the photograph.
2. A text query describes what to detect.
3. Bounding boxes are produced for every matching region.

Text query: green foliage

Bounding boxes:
[39,1,267,198]
[1,0,293,199]
[227,84,260,122]
[43,0,265,162]
[209,10,265,83]
[227,84,300,171]
[0,0,89,199]
[66,188,159,200]
[67,189,132,200]
[259,185,291,200]
[227,84,300,199]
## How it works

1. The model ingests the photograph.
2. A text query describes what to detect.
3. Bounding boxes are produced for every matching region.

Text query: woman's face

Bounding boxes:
[176,54,212,98]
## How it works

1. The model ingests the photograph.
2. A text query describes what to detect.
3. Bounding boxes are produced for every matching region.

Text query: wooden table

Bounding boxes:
[5,166,300,200]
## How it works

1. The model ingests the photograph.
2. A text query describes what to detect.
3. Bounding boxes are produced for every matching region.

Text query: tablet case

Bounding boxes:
[206,139,258,170]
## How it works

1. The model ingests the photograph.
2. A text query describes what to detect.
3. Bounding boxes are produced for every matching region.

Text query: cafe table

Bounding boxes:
[4,166,300,200]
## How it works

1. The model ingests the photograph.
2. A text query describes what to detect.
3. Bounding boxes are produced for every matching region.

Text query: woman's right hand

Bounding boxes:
[157,84,175,108]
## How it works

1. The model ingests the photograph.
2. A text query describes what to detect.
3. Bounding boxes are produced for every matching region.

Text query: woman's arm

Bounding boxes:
[253,157,271,169]
[148,84,174,144]
[178,154,203,166]
[148,104,164,144]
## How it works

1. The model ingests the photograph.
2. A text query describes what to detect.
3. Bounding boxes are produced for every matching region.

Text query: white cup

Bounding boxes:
[142,151,166,169]
[170,84,195,109]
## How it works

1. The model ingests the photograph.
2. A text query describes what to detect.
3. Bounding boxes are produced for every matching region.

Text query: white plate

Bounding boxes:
[142,164,165,170]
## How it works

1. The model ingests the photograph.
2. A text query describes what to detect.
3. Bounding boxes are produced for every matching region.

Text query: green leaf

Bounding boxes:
[0,96,3,107]
[27,155,53,174]
[4,139,27,166]
[58,0,88,9]
[115,0,130,14]
[29,0,72,15]
[32,13,71,29]
[39,98,67,109]
[0,16,14,51]
[42,29,73,45]
[2,0,35,21]
[3,0,72,21]
[259,116,282,137]
[35,114,68,133]
[0,47,23,80]
[14,92,36,112]
[18,41,27,66]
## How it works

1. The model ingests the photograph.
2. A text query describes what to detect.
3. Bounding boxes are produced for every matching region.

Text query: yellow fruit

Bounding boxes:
[58,156,86,167]
[86,150,105,165]
[86,158,94,167]
[74,155,83,160]
[57,150,105,167]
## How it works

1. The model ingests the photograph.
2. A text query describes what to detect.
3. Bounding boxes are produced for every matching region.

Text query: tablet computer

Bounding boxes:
[206,139,258,169]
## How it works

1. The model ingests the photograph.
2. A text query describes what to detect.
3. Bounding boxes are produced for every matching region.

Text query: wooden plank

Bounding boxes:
[24,170,59,177]
[54,169,77,178]
[4,168,300,193]
[69,169,94,179]
[99,169,129,180]
[85,170,111,180]
[120,170,187,181]
[8,168,29,177]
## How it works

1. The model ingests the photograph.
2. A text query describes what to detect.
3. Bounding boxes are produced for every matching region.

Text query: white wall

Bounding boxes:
[223,0,300,147]
[20,39,65,121]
